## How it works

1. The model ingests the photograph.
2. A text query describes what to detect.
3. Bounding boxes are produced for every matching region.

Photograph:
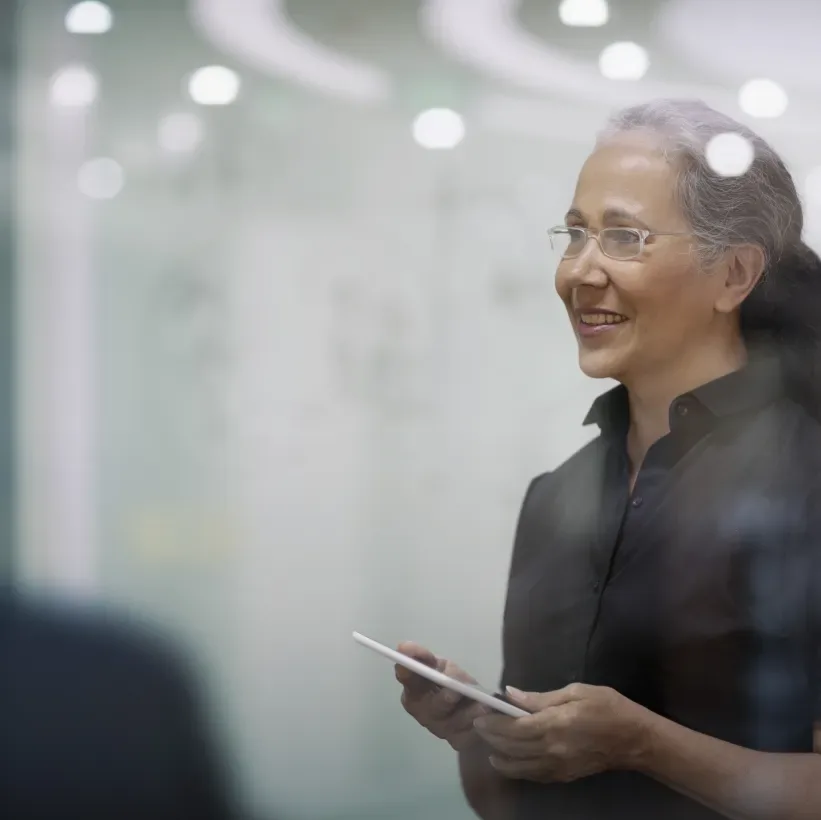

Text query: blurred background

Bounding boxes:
[8,1,821,818]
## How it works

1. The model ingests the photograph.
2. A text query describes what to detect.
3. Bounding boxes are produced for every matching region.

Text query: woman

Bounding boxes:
[395,98,821,820]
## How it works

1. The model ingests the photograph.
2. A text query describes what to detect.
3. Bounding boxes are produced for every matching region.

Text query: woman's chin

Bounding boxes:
[578,348,624,381]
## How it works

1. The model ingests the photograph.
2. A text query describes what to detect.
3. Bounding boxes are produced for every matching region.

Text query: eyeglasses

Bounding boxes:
[547,226,689,261]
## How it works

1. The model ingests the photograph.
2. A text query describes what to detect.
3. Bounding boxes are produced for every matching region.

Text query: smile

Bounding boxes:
[579,313,628,325]
[576,312,629,338]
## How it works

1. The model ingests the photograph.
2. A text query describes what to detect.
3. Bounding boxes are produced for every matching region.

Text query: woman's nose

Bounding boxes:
[560,244,610,289]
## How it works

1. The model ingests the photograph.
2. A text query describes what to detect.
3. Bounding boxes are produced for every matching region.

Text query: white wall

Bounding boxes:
[17,9,821,819]
[19,94,605,818]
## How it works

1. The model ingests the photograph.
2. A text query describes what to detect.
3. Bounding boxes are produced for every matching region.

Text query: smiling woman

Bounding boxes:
[394,98,821,820]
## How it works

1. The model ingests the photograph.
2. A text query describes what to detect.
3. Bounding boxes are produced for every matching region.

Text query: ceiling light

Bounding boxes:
[559,0,609,27]
[65,1,112,34]
[77,158,124,199]
[158,113,205,153]
[189,0,390,104]
[412,108,465,150]
[738,79,788,118]
[187,66,241,105]
[705,132,754,177]
[598,42,649,80]
[49,65,99,107]
[420,0,736,111]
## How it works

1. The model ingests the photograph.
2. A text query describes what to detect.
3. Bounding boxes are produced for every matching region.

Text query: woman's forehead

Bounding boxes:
[572,141,681,223]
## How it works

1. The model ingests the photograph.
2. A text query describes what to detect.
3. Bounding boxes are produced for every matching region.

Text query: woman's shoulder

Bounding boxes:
[767,395,821,479]
[521,435,610,506]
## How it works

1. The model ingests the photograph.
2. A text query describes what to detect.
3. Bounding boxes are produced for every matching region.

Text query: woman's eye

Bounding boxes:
[609,229,638,243]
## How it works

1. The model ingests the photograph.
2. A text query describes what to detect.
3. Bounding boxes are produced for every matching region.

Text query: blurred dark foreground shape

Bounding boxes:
[0,589,236,820]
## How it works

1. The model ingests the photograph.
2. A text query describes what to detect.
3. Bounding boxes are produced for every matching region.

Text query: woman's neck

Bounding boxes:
[623,344,747,480]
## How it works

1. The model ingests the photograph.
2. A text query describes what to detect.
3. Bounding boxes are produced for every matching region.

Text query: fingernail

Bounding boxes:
[506,686,524,698]
[473,718,486,730]
[488,756,500,769]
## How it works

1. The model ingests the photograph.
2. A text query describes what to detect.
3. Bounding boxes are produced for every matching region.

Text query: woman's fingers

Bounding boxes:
[395,642,444,696]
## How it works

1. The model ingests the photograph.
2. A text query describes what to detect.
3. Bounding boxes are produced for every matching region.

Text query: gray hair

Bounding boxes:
[596,99,821,418]
[595,99,804,273]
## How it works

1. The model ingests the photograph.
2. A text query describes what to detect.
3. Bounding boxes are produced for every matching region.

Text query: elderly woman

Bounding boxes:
[395,99,821,820]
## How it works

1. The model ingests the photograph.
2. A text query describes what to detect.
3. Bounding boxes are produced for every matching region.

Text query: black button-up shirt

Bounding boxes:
[500,357,821,819]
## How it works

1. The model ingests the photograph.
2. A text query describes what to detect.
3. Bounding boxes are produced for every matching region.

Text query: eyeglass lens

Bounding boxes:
[551,227,643,260]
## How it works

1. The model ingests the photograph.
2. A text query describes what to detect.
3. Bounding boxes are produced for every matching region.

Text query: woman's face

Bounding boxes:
[555,137,725,384]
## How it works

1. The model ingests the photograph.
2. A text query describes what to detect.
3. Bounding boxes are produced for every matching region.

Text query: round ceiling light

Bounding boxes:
[705,132,755,177]
[412,108,465,150]
[559,0,609,27]
[65,1,113,34]
[598,42,649,80]
[738,79,788,118]
[187,66,241,106]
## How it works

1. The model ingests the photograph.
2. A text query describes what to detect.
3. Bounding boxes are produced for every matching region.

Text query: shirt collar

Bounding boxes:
[583,355,784,437]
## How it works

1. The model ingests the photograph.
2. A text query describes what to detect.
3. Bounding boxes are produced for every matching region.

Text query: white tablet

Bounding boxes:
[352,631,529,718]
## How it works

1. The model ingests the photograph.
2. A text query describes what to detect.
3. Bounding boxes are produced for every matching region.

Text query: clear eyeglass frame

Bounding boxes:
[547,226,688,261]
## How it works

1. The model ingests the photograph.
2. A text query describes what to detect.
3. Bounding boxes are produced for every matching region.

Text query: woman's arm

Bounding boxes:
[478,685,821,820]
[635,715,821,820]
[458,733,516,820]
[459,475,547,819]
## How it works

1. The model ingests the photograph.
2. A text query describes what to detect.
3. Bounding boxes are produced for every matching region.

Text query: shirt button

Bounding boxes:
[631,496,643,508]
[592,580,601,592]
[675,401,690,417]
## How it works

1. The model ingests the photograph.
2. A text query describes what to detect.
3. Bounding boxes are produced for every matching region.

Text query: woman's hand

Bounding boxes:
[472,683,651,784]
[395,642,489,752]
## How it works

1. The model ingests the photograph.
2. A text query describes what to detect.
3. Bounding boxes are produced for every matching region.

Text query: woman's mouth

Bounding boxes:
[576,312,629,337]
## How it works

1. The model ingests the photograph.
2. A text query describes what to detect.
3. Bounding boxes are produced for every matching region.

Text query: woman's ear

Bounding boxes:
[715,244,766,314]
